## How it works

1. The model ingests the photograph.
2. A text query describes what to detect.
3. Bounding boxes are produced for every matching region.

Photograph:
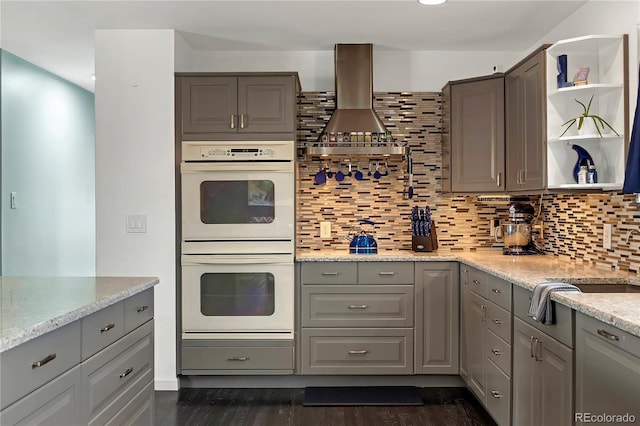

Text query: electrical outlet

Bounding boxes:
[539,222,544,240]
[603,224,612,250]
[320,221,331,239]
[10,192,17,209]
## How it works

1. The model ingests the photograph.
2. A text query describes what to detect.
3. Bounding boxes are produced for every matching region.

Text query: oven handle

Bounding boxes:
[182,254,293,265]
[181,162,294,173]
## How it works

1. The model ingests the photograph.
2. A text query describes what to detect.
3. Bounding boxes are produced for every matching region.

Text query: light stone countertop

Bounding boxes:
[296,250,640,338]
[0,276,159,353]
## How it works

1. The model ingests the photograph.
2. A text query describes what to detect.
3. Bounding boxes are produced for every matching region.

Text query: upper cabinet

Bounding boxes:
[442,75,505,193]
[178,73,300,139]
[506,47,547,192]
[545,35,629,190]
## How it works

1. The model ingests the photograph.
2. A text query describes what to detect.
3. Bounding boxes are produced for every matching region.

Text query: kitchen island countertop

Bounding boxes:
[0,276,158,353]
[297,250,640,338]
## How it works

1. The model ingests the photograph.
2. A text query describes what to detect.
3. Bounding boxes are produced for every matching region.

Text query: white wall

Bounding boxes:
[94,29,178,391]
[190,49,522,92]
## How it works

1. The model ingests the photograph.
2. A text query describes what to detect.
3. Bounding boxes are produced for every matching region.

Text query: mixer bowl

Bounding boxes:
[499,223,531,247]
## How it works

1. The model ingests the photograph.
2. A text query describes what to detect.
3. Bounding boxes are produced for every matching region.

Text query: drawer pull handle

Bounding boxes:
[492,319,502,325]
[321,272,339,276]
[378,272,395,276]
[100,323,116,333]
[473,279,481,285]
[230,114,235,129]
[491,390,502,399]
[491,349,501,356]
[136,305,149,313]
[530,336,537,358]
[348,305,368,310]
[597,329,620,341]
[348,350,369,355]
[228,357,249,361]
[491,288,502,294]
[119,367,134,378]
[32,353,56,369]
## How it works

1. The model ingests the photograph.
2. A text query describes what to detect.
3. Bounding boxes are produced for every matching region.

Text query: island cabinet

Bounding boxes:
[414,262,459,374]
[512,285,573,426]
[442,74,505,193]
[178,73,300,138]
[459,265,512,426]
[0,288,155,426]
[300,262,414,375]
[575,312,640,421]
[505,46,547,191]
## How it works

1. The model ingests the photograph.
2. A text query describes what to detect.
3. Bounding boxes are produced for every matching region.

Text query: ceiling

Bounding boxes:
[1,0,588,92]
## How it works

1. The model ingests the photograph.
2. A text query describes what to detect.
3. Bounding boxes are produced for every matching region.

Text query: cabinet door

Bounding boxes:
[512,318,539,426]
[0,366,82,426]
[467,291,487,400]
[450,76,505,192]
[181,76,238,134]
[506,51,546,191]
[576,314,640,421]
[538,332,573,426]
[414,263,459,374]
[238,76,295,133]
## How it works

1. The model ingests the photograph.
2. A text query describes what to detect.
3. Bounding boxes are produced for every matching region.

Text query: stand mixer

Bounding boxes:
[495,202,542,255]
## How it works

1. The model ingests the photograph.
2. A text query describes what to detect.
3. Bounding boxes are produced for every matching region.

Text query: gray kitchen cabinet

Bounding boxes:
[505,47,547,191]
[178,73,299,138]
[575,312,640,422]
[442,75,505,193]
[0,288,155,426]
[299,262,414,375]
[460,265,512,426]
[512,317,573,426]
[414,262,459,374]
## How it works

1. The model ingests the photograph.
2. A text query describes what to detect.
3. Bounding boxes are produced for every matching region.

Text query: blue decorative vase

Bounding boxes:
[571,144,594,183]
[557,55,568,89]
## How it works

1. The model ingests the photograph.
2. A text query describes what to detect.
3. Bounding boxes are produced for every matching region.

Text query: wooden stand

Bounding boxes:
[412,222,438,252]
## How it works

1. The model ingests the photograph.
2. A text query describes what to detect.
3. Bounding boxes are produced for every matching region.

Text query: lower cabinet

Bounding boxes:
[575,312,640,422]
[414,262,459,374]
[512,317,573,426]
[460,265,512,426]
[0,288,155,426]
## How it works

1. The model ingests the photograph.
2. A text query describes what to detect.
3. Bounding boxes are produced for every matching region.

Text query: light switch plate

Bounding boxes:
[320,221,331,239]
[126,214,147,233]
[603,224,612,250]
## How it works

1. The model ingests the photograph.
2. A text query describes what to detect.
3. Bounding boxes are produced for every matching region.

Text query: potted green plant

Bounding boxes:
[560,94,620,137]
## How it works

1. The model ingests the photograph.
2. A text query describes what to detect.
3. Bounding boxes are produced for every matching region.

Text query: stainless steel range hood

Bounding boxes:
[304,44,405,157]
[323,43,386,134]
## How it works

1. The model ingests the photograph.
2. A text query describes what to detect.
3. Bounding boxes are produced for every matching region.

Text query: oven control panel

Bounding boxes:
[182,141,294,162]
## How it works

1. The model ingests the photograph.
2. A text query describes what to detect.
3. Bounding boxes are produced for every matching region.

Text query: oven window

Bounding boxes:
[200,180,275,224]
[200,273,275,316]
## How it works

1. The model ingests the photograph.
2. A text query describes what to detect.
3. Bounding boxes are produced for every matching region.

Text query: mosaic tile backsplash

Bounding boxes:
[296,91,640,273]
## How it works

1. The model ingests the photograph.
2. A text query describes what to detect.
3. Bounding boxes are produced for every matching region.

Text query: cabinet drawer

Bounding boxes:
[301,328,413,375]
[487,329,511,376]
[302,285,413,327]
[0,321,81,410]
[82,302,125,360]
[576,312,640,355]
[487,276,511,311]
[0,365,82,426]
[301,262,357,285]
[467,266,488,297]
[513,284,574,348]
[82,320,153,423]
[358,262,414,285]
[486,301,511,343]
[486,359,511,426]
[124,288,154,334]
[182,345,293,372]
[102,381,154,426]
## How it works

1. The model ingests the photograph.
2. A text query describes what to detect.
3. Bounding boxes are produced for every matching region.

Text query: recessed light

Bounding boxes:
[418,0,446,5]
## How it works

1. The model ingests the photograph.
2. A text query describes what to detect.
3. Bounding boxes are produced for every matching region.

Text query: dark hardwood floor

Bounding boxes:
[155,387,497,426]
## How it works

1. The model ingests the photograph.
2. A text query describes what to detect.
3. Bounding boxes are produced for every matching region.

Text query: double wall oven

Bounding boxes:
[180,141,295,340]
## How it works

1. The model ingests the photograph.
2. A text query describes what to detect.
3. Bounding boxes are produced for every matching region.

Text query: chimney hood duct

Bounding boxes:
[322,44,387,134]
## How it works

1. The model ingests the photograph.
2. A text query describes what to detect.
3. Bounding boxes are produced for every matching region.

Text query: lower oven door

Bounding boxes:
[181,255,294,336]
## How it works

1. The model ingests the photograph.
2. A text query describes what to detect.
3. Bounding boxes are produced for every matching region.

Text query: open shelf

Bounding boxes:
[547,183,622,191]
[548,134,621,144]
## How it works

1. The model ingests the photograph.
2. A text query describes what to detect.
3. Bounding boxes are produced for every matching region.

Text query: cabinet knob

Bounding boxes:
[491,390,503,399]
[136,305,149,313]
[492,319,502,325]
[491,288,502,294]
[491,349,501,356]
[473,279,481,285]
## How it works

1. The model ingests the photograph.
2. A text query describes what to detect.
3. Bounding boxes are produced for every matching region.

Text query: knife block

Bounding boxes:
[412,221,438,252]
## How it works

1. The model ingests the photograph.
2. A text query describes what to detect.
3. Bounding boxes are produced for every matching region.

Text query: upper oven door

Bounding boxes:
[181,161,294,241]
